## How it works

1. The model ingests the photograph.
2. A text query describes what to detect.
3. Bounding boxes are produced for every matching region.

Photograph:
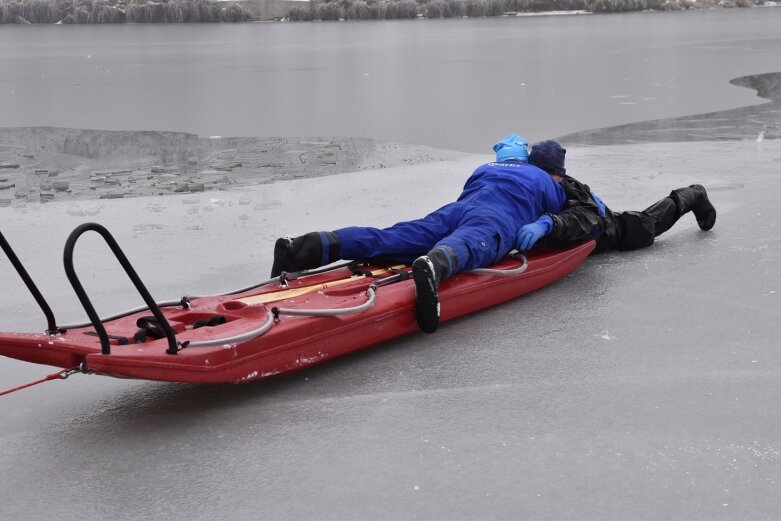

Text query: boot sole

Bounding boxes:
[412,258,440,334]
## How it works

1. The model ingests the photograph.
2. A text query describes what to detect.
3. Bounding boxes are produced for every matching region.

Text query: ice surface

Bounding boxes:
[1,139,780,520]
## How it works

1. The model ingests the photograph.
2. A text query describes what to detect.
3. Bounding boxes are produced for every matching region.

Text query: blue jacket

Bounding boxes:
[459,161,566,225]
[336,161,565,273]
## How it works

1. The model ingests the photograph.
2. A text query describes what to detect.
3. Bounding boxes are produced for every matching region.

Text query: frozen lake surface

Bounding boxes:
[2,7,781,520]
[1,138,780,520]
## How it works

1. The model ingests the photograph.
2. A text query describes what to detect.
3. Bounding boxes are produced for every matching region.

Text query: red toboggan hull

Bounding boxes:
[0,241,594,384]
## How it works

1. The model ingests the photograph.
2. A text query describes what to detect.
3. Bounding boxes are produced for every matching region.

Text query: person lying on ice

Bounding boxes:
[516,139,717,254]
[270,133,567,334]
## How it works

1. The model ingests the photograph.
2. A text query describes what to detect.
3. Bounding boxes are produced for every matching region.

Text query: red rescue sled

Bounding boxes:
[0,223,594,384]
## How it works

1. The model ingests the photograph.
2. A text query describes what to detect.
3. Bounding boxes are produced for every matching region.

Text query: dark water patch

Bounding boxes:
[730,71,781,103]
[559,71,781,145]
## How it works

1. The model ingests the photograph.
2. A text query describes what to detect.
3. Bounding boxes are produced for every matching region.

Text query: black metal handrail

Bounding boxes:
[0,229,59,334]
[63,223,179,355]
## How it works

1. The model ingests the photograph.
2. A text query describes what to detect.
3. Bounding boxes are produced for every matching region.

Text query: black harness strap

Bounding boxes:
[348,261,374,277]
[133,329,147,344]
[136,316,167,340]
[388,267,411,281]
[348,261,412,280]
[83,331,130,345]
[193,315,227,329]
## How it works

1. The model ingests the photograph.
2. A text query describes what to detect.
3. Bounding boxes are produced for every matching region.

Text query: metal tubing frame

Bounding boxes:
[63,223,179,355]
[0,229,59,334]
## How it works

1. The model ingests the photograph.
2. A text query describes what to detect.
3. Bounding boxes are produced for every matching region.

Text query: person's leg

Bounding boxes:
[642,196,679,237]
[649,184,718,232]
[594,211,621,252]
[335,205,458,262]
[412,214,511,334]
[613,184,717,252]
[614,211,656,251]
[433,220,506,273]
[270,203,462,277]
[669,184,717,231]
[411,248,455,334]
[642,184,717,237]
[270,231,340,277]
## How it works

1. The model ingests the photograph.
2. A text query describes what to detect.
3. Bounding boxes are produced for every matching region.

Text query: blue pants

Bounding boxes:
[334,196,532,274]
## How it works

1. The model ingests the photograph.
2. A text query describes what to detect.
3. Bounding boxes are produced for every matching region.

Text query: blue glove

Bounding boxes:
[515,215,553,252]
[590,191,606,217]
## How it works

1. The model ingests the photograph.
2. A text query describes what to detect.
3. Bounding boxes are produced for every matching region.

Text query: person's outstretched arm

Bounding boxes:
[547,176,606,242]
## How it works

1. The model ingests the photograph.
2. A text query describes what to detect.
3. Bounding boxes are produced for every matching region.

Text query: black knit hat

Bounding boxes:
[529,140,566,175]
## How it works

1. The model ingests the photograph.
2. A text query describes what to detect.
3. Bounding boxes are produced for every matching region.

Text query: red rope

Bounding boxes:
[0,370,67,397]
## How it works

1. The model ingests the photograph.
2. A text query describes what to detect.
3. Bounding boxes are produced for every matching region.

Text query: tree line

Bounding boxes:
[0,0,758,24]
[0,0,250,24]
[289,0,755,21]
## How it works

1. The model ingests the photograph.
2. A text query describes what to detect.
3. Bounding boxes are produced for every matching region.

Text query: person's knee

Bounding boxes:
[616,212,655,251]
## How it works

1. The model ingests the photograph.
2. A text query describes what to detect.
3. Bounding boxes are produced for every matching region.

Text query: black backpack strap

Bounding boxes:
[136,316,167,339]
[84,331,129,345]
[193,315,227,329]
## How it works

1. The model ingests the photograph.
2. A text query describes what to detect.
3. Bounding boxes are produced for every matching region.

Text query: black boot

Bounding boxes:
[671,184,717,231]
[411,247,455,334]
[269,231,340,277]
[270,236,295,278]
[690,184,717,231]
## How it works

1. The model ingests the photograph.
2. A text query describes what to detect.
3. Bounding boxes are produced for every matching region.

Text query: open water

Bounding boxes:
[1,8,780,151]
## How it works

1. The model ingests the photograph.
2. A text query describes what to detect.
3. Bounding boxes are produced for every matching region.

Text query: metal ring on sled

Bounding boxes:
[468,253,528,276]
[173,285,376,348]
[183,309,276,348]
[274,287,377,317]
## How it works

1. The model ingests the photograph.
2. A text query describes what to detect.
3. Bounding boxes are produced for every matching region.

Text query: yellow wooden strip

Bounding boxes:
[238,265,405,306]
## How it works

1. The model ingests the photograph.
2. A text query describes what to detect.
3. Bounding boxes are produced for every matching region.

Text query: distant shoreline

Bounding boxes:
[0,0,765,25]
